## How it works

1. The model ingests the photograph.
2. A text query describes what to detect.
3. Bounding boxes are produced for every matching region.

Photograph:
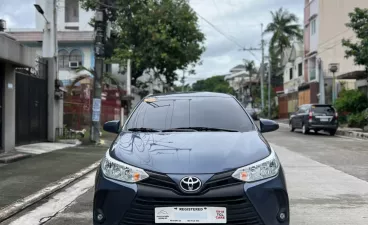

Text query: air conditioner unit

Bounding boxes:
[69,61,80,69]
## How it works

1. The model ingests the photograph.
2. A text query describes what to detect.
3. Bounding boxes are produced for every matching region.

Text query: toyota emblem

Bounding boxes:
[179,176,202,193]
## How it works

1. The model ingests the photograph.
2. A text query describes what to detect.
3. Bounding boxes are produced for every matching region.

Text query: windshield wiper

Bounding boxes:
[169,127,239,132]
[128,127,161,132]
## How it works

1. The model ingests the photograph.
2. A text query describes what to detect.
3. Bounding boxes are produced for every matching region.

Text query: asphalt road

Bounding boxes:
[3,126,368,225]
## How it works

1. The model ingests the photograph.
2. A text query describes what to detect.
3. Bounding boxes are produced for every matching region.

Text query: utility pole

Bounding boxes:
[91,2,106,143]
[268,60,272,118]
[181,70,185,92]
[261,23,265,110]
[240,24,265,109]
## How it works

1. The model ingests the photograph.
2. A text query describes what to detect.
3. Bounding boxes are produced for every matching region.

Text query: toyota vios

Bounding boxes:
[94,92,289,225]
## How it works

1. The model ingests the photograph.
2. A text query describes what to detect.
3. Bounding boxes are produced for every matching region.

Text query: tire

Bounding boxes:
[289,122,295,132]
[329,129,337,136]
[302,124,309,134]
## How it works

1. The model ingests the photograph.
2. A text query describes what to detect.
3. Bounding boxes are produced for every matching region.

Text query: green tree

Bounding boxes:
[191,76,235,95]
[244,60,256,95]
[264,8,303,76]
[342,8,368,72]
[80,0,205,88]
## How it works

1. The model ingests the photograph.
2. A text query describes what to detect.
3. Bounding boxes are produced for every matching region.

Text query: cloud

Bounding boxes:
[0,0,303,85]
[0,0,35,28]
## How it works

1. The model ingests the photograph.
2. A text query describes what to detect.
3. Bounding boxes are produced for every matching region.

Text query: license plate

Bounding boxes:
[155,207,227,224]
[321,118,329,122]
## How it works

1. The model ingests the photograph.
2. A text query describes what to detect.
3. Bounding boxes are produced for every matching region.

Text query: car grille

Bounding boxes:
[120,196,264,225]
[139,170,243,194]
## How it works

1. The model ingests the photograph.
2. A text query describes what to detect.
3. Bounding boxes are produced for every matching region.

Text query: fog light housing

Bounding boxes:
[95,209,105,223]
[277,209,288,223]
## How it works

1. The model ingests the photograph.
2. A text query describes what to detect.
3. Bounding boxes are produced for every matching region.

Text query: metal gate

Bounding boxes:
[15,59,48,145]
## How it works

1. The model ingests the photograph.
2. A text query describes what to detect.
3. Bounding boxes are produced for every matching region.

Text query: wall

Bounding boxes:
[0,33,36,68]
[1,63,16,153]
[318,0,368,77]
[36,0,94,31]
[309,0,319,52]
[29,44,94,81]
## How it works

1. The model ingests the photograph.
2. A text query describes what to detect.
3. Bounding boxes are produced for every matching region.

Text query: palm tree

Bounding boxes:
[264,7,303,58]
[244,60,256,98]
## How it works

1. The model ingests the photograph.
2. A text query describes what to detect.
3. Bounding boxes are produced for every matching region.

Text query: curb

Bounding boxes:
[277,122,368,140]
[0,153,31,164]
[0,160,101,223]
[335,129,368,140]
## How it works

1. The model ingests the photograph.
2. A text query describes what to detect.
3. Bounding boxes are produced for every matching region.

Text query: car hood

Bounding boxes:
[109,131,271,174]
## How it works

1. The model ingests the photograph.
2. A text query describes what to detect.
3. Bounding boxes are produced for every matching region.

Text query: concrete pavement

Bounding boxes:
[2,126,368,225]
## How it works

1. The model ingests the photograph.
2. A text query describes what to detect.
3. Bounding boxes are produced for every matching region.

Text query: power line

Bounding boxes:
[194,11,243,48]
[194,10,261,62]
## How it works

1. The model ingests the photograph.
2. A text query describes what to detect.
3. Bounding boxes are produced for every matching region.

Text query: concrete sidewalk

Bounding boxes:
[276,119,368,140]
[0,143,109,211]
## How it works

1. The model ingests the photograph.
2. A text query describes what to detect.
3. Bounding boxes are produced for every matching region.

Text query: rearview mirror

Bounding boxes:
[103,120,121,134]
[259,119,279,133]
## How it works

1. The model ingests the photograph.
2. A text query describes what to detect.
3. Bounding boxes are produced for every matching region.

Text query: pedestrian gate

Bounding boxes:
[15,59,48,145]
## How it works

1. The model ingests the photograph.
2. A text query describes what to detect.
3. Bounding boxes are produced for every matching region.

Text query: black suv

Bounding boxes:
[289,104,339,136]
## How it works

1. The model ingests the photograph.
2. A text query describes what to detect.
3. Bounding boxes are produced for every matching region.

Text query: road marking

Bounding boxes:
[272,143,368,225]
[7,173,95,225]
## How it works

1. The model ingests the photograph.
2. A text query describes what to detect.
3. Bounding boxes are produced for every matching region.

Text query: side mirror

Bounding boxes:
[260,119,279,133]
[103,120,121,134]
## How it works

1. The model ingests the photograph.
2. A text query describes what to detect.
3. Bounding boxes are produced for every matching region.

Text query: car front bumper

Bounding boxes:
[93,166,289,225]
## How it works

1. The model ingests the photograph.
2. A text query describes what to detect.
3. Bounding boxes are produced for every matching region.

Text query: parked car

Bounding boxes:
[94,92,289,225]
[289,104,339,136]
[245,107,259,120]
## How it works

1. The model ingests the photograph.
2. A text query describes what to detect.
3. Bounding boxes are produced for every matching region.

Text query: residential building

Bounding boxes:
[8,31,95,85]
[225,64,258,107]
[0,30,57,153]
[35,0,94,31]
[304,0,368,103]
[279,42,305,117]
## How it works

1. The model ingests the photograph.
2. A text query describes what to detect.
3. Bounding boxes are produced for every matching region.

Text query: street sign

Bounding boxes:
[92,111,100,122]
[93,98,101,112]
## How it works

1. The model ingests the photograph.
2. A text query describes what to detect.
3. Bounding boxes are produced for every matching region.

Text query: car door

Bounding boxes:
[290,107,299,127]
[295,105,307,128]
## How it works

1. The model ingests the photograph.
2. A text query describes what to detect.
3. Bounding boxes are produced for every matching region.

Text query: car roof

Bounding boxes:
[146,92,234,99]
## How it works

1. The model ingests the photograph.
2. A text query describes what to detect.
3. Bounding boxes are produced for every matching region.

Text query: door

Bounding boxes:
[16,72,48,145]
[295,105,308,128]
[310,105,336,125]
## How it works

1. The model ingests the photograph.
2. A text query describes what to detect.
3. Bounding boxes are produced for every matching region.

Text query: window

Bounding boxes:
[69,49,83,65]
[298,63,303,76]
[311,19,316,35]
[65,0,79,22]
[58,50,69,68]
[125,97,254,132]
[289,68,293,80]
[311,105,335,115]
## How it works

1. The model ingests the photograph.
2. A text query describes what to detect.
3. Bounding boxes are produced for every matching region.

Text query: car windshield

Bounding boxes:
[124,97,255,132]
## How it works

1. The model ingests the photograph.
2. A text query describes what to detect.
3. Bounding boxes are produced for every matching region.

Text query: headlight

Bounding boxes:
[232,148,280,182]
[101,151,149,183]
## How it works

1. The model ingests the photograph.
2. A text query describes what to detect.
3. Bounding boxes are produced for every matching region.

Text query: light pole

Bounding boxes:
[34,2,59,142]
[329,64,339,103]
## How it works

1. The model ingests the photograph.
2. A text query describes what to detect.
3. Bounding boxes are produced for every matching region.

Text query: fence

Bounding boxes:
[62,85,121,131]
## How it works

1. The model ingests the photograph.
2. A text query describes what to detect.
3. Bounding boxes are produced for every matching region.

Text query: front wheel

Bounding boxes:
[329,129,337,136]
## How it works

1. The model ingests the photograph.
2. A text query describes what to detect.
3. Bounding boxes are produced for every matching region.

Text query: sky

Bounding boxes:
[0,0,304,84]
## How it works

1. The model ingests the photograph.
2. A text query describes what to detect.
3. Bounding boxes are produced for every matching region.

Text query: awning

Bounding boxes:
[337,70,366,80]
